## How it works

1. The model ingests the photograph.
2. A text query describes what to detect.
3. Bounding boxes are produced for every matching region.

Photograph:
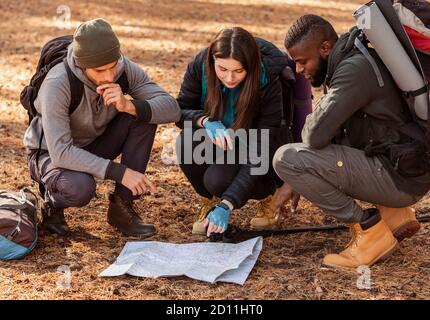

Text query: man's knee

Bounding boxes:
[142,123,157,135]
[273,143,307,180]
[52,171,96,208]
[132,119,157,135]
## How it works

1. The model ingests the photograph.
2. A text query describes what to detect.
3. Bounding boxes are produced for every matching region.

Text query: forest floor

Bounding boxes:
[0,0,429,300]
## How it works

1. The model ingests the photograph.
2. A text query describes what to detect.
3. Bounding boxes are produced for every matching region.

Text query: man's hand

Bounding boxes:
[121,168,157,196]
[96,83,136,115]
[274,182,300,220]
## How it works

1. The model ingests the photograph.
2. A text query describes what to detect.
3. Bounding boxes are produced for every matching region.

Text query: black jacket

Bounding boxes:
[176,38,289,208]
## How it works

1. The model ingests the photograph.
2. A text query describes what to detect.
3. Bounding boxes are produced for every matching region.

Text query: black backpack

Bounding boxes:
[20,35,129,125]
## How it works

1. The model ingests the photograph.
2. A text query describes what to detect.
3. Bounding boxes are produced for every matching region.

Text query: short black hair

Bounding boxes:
[284,14,338,49]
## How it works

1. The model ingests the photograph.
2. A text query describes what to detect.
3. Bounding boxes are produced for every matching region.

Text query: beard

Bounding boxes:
[311,55,328,87]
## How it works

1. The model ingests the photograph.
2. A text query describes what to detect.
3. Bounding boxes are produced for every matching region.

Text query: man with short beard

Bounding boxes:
[273,15,430,269]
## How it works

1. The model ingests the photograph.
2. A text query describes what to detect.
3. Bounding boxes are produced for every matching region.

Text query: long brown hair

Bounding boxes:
[204,27,262,129]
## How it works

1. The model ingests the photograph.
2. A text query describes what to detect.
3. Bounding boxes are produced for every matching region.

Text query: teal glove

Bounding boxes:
[206,202,232,231]
[203,119,228,140]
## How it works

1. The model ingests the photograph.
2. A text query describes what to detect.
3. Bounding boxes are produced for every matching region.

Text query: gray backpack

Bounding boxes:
[0,188,38,260]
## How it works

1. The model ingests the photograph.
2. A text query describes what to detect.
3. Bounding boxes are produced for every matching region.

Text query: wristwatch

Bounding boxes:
[216,202,230,210]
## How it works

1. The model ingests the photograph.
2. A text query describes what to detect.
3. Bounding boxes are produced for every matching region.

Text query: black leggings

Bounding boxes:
[176,130,276,207]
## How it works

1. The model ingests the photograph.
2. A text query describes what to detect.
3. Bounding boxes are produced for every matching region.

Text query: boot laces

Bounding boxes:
[351,225,363,250]
[253,197,274,218]
[126,202,142,222]
[196,198,217,221]
[43,203,64,220]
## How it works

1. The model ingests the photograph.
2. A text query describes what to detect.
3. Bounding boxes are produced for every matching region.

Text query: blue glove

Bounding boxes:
[203,119,228,140]
[206,202,232,231]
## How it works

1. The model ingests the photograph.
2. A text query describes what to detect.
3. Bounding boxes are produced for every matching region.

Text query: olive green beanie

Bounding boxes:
[72,18,120,68]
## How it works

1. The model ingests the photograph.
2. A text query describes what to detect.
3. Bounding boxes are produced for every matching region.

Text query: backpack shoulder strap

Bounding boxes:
[354,38,385,88]
[280,66,296,129]
[63,58,84,115]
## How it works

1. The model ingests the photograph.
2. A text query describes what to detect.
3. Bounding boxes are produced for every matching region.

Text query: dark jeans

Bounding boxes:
[176,130,276,208]
[28,113,157,208]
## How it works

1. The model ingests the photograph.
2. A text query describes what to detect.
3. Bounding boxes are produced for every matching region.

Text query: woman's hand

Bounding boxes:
[203,119,233,150]
[204,202,233,237]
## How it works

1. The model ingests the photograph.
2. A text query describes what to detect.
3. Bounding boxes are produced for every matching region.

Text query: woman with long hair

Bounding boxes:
[176,27,300,237]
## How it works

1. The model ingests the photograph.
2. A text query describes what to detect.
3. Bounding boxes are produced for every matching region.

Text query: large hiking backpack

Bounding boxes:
[0,188,38,260]
[20,35,129,125]
[354,0,430,124]
[352,0,430,176]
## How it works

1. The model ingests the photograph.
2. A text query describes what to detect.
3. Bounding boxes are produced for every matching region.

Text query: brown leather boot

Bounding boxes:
[323,209,399,269]
[107,193,156,238]
[41,202,70,236]
[250,190,280,230]
[192,196,219,235]
[376,206,420,242]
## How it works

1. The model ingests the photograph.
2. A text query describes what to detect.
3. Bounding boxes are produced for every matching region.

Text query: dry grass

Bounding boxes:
[0,0,429,300]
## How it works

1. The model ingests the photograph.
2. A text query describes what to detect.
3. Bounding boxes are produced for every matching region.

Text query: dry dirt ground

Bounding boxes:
[0,0,429,300]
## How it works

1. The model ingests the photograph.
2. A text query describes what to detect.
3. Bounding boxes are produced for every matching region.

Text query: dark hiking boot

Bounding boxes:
[41,202,70,236]
[107,193,156,238]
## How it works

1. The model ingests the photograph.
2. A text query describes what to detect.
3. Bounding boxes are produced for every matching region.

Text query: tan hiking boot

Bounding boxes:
[250,192,279,230]
[192,196,219,235]
[323,209,399,269]
[376,206,421,242]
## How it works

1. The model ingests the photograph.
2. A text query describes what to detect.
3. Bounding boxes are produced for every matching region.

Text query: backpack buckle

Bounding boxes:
[7,226,21,241]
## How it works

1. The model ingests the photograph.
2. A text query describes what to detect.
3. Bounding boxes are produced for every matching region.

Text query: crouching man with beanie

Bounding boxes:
[23,18,181,237]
